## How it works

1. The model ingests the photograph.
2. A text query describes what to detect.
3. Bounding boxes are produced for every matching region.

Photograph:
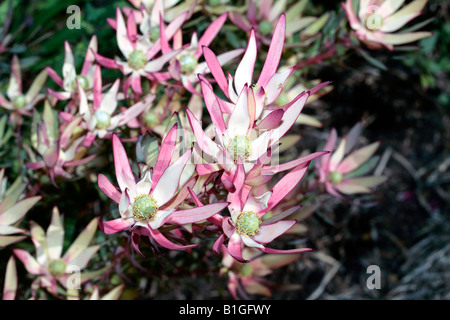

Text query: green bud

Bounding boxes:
[329,171,344,184]
[178,53,198,74]
[12,95,26,109]
[235,211,261,236]
[49,259,66,276]
[227,135,251,163]
[95,110,111,130]
[142,112,159,128]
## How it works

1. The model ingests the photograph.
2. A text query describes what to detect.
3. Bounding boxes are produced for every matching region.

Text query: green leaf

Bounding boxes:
[301,12,330,37]
[401,17,435,34]
[358,49,388,71]
[418,32,438,55]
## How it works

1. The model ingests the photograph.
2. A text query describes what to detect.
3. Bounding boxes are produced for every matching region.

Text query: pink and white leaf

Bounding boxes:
[62,41,76,91]
[234,30,257,95]
[13,249,45,275]
[264,67,296,105]
[227,85,250,138]
[66,245,100,270]
[151,149,192,207]
[380,0,427,32]
[253,220,296,244]
[151,123,179,186]
[112,134,137,192]
[98,217,134,235]
[98,174,121,204]
[335,176,387,194]
[268,91,309,146]
[203,46,229,98]
[116,7,134,58]
[228,231,247,263]
[337,141,380,174]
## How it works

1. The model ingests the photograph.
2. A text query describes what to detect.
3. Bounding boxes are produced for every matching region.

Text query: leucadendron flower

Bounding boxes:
[0,55,47,122]
[97,128,228,251]
[214,162,313,263]
[94,7,185,95]
[26,100,96,184]
[108,0,189,47]
[13,207,103,298]
[315,122,387,198]
[187,81,327,190]
[163,13,244,95]
[201,13,330,145]
[342,0,432,50]
[0,168,41,248]
[60,66,154,147]
[203,14,294,115]
[221,246,303,299]
[46,36,98,101]
[187,84,276,176]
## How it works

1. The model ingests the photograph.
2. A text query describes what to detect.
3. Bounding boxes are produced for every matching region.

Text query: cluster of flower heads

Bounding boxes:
[1,0,431,300]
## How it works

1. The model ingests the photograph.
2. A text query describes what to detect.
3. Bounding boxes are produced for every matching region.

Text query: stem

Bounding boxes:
[295,36,353,70]
[295,45,337,70]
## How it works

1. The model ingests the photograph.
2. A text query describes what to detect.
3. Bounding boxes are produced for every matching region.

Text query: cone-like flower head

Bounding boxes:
[45,36,98,101]
[13,207,101,298]
[0,55,47,121]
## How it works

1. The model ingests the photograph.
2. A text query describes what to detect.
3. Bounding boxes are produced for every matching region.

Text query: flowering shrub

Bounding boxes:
[0,0,437,300]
